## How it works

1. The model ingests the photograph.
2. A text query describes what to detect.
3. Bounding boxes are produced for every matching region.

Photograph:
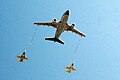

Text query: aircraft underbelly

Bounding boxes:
[55,27,65,38]
[55,15,69,38]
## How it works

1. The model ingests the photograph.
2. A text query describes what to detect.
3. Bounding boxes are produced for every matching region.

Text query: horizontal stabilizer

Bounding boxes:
[45,38,64,44]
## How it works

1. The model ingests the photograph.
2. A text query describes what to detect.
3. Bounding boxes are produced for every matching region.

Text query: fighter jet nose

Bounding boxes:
[23,50,26,53]
[24,50,26,53]
[65,10,69,15]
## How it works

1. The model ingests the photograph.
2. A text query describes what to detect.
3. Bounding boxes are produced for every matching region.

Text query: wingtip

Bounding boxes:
[16,56,20,58]
[34,22,39,25]
[82,34,86,37]
[34,23,40,27]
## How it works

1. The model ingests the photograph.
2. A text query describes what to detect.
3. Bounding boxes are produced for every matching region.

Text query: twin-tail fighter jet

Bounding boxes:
[65,63,76,73]
[16,50,29,62]
[34,10,86,44]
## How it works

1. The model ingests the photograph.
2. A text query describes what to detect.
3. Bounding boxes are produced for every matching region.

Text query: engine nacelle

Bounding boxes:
[72,23,75,26]
[53,18,57,22]
[70,23,75,29]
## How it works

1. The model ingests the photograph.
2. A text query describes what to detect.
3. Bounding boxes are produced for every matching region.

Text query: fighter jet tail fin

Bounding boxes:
[45,37,64,44]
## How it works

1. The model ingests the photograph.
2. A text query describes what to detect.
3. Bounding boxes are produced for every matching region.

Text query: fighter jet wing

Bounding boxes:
[24,57,29,60]
[16,56,21,58]
[64,66,68,69]
[34,22,59,28]
[71,67,76,70]
[65,25,86,37]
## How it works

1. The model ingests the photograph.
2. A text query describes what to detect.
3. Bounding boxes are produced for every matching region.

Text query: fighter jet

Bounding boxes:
[64,63,76,73]
[34,10,86,44]
[16,50,29,62]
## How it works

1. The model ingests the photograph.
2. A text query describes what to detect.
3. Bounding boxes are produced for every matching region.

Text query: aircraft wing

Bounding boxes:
[65,25,86,37]
[34,22,59,28]
[64,66,70,69]
[71,29,85,37]
[16,56,21,58]
[24,57,29,60]
[71,67,76,70]
[64,66,68,69]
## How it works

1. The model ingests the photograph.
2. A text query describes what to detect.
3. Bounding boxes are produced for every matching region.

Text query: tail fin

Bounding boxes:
[45,38,64,44]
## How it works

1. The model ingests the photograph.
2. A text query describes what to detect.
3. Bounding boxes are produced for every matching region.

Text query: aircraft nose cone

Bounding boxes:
[65,10,69,15]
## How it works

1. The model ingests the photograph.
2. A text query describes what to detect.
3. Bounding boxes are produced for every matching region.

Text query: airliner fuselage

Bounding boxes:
[55,10,69,38]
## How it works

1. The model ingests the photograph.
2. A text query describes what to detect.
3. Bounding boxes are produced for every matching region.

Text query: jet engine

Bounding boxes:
[70,23,75,29]
[53,18,57,22]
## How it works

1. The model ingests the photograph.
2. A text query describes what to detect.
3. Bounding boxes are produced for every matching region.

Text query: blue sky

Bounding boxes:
[0,0,120,80]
